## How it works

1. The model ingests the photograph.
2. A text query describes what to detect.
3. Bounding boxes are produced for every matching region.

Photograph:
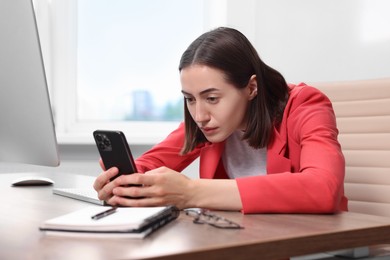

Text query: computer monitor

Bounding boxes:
[0,0,60,167]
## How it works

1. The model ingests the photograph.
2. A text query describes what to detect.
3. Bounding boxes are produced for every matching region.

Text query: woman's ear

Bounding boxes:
[247,75,258,100]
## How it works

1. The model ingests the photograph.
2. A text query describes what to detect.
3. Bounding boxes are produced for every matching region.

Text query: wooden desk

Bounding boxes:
[1,172,390,260]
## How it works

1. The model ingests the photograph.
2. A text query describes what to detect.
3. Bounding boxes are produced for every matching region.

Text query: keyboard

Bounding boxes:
[53,187,106,205]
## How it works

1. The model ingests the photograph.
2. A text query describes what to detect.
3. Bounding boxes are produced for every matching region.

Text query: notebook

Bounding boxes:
[53,187,105,205]
[39,205,179,239]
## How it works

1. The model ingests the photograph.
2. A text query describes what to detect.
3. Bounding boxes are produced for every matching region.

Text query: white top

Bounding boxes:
[222,131,267,179]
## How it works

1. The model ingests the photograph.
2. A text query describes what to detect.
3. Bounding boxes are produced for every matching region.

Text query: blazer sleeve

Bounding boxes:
[135,123,200,173]
[236,85,347,214]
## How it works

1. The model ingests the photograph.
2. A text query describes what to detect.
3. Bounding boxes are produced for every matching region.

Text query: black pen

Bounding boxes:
[91,207,117,220]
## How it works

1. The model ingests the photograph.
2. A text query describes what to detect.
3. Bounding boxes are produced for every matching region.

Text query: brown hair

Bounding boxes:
[179,27,289,154]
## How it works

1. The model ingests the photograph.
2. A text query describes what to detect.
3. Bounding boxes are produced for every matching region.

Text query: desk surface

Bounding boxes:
[1,172,390,260]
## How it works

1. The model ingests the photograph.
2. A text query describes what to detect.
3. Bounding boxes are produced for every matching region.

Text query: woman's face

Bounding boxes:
[180,65,257,143]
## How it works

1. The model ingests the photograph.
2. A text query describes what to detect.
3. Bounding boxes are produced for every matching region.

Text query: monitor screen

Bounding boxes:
[0,0,60,167]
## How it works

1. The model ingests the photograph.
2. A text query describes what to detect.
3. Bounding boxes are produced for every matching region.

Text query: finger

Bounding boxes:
[99,158,106,171]
[110,195,165,208]
[113,183,168,201]
[97,176,123,201]
[97,187,114,201]
[104,196,119,206]
[115,173,156,187]
[144,166,168,175]
[113,185,150,198]
[93,167,119,191]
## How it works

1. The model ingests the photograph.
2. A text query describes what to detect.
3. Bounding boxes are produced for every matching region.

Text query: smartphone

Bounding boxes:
[93,130,137,180]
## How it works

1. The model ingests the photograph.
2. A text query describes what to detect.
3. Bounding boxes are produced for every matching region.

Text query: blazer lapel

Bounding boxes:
[267,126,291,174]
[199,142,224,179]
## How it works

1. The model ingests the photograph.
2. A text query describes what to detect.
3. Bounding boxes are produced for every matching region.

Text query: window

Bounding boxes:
[49,0,228,144]
[77,0,204,122]
[40,0,258,144]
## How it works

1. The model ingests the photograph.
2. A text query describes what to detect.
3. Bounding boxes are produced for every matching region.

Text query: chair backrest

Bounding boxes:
[312,78,390,217]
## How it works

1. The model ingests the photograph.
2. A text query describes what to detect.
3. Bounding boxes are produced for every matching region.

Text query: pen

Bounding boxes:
[91,207,117,220]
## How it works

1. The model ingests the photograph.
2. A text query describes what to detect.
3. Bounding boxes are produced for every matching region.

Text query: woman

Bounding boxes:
[93,27,348,214]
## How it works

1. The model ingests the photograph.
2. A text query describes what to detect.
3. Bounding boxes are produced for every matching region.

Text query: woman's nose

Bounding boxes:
[194,103,210,123]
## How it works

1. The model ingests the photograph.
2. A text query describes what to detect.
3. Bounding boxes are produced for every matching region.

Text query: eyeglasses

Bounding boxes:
[184,209,244,229]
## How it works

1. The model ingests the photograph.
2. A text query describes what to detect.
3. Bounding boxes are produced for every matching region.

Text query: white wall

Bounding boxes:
[226,0,390,83]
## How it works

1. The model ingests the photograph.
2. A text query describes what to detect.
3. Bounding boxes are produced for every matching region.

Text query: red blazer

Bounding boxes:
[136,83,348,214]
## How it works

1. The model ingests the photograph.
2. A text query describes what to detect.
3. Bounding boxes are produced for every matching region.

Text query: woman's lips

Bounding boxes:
[201,127,218,135]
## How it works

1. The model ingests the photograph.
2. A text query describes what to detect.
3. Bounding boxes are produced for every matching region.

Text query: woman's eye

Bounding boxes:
[185,97,195,103]
[207,97,219,103]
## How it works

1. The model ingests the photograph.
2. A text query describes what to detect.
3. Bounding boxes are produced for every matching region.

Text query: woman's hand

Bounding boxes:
[93,163,194,209]
[93,159,121,202]
[93,159,243,210]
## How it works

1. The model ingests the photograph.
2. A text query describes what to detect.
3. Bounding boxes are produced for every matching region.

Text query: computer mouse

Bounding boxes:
[11,176,54,186]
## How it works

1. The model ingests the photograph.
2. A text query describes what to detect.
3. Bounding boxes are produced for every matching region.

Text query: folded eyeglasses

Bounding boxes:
[184,208,244,229]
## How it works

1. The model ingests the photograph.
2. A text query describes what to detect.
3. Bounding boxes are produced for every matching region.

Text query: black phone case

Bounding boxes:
[93,130,137,179]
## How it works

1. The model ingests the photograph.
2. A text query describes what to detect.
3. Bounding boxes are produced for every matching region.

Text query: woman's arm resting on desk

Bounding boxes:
[94,166,242,210]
